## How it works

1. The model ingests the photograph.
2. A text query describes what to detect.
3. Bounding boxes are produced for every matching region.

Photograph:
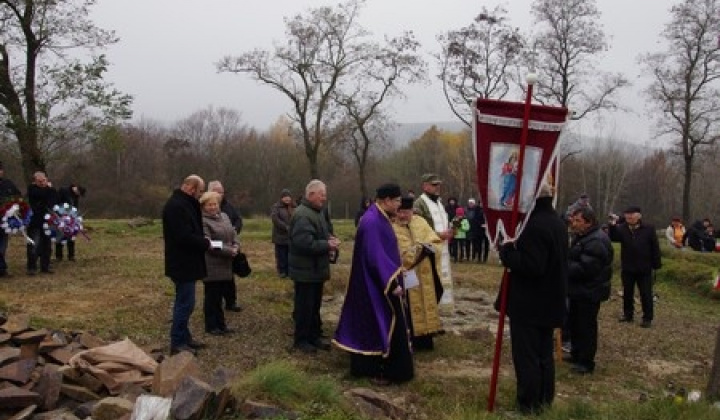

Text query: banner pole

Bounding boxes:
[487,73,537,412]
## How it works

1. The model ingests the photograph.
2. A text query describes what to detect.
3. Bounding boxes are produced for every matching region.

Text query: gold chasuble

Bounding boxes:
[393,216,443,337]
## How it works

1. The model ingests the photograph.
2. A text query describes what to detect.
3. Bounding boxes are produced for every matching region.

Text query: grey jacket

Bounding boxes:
[202,211,237,282]
[289,199,332,283]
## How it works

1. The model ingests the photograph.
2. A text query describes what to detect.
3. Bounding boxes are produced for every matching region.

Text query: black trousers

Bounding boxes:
[221,278,238,308]
[55,240,75,260]
[471,235,490,262]
[621,271,654,321]
[293,281,323,345]
[509,319,555,414]
[203,280,232,331]
[568,298,601,371]
[27,226,51,271]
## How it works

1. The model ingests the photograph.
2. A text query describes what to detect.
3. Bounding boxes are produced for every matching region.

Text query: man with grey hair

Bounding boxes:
[289,179,340,353]
[208,180,243,312]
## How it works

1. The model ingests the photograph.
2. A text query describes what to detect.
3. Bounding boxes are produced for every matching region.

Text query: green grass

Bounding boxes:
[1,219,719,419]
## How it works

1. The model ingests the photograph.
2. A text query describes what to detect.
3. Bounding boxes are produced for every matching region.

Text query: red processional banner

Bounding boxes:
[473,99,569,243]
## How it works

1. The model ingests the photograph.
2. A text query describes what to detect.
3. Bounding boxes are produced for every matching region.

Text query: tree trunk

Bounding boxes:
[707,325,720,401]
[682,156,692,222]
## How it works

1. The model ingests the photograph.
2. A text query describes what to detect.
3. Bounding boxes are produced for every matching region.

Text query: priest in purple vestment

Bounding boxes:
[333,183,414,384]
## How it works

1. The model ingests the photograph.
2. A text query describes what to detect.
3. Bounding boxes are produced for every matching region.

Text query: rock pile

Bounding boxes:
[1,312,412,420]
[0,312,236,420]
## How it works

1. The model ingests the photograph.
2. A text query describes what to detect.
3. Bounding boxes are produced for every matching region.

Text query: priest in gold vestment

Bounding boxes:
[393,197,445,350]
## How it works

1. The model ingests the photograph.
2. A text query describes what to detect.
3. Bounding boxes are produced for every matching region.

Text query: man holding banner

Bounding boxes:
[498,182,568,414]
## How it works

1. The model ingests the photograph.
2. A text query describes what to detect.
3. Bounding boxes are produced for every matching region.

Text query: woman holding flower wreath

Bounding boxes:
[0,162,22,277]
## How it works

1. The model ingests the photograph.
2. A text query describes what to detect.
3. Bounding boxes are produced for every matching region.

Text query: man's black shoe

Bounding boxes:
[207,329,226,336]
[293,341,317,354]
[40,269,54,274]
[562,354,577,363]
[26,269,37,276]
[226,305,243,312]
[618,316,633,323]
[640,320,652,328]
[170,344,197,356]
[188,340,207,350]
[311,338,331,351]
[220,327,236,334]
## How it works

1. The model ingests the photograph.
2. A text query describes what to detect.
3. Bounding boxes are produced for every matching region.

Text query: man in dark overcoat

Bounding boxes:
[163,174,210,355]
[498,183,568,415]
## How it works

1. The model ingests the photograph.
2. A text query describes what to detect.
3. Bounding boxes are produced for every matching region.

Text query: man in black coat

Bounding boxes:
[55,184,86,262]
[0,162,22,277]
[566,207,613,374]
[498,183,568,415]
[608,206,661,328]
[27,172,57,275]
[163,175,211,355]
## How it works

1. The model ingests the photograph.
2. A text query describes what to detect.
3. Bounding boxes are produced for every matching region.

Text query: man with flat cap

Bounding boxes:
[413,173,454,304]
[334,183,414,385]
[608,206,661,328]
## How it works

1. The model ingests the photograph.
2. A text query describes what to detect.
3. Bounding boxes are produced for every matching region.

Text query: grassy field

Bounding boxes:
[0,218,719,419]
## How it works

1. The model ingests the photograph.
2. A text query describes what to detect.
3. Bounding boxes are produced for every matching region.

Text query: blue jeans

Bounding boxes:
[170,280,196,348]
[0,230,8,273]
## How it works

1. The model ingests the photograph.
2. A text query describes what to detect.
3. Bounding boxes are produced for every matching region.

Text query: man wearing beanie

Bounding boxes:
[271,188,295,278]
[334,183,414,385]
[608,206,661,328]
[498,181,567,414]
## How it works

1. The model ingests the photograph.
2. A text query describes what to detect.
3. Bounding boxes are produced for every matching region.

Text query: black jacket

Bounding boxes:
[683,220,711,252]
[568,225,613,302]
[0,178,21,200]
[58,186,80,208]
[499,197,568,328]
[162,189,209,282]
[608,221,661,274]
[27,184,58,228]
[220,198,243,233]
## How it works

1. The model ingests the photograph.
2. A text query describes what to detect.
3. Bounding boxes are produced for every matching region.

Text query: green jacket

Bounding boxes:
[289,199,332,283]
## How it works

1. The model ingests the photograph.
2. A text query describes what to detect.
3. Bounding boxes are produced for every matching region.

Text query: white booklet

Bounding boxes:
[404,269,419,289]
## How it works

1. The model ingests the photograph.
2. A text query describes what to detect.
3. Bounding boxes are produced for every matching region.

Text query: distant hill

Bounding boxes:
[390,121,467,149]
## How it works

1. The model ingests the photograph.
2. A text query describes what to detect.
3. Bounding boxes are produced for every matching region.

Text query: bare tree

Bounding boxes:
[528,0,628,119]
[0,0,132,181]
[640,0,720,222]
[334,31,427,198]
[217,0,374,179]
[436,6,524,126]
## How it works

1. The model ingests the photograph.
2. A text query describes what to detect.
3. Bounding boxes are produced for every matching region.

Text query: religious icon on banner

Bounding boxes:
[487,144,542,213]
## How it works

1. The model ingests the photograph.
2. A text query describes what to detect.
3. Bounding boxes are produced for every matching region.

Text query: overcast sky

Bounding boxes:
[90,0,678,145]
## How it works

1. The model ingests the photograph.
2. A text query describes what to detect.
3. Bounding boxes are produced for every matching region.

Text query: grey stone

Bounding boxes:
[91,396,134,420]
[34,364,63,411]
[240,400,299,420]
[1,314,30,334]
[345,387,408,420]
[0,358,37,384]
[0,346,21,365]
[152,351,201,397]
[60,383,101,402]
[0,385,41,408]
[170,376,214,420]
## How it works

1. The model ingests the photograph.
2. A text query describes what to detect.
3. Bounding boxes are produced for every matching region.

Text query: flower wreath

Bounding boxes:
[44,203,84,244]
[0,198,33,234]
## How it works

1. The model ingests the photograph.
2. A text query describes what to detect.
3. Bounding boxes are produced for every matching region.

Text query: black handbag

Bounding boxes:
[232,252,252,277]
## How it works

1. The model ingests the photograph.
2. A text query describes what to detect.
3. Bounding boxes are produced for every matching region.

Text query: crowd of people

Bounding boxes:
[0,165,86,277]
[666,217,719,252]
[158,173,708,416]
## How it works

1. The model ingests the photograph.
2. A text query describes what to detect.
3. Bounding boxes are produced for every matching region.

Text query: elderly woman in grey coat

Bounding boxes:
[200,191,238,336]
